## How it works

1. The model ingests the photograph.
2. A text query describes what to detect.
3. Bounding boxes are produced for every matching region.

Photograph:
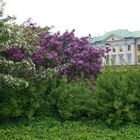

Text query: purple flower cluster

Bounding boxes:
[3,47,25,62]
[32,48,60,68]
[1,29,105,79]
[31,30,104,78]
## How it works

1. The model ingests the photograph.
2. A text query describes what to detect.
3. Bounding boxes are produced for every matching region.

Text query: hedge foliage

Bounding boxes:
[92,66,140,126]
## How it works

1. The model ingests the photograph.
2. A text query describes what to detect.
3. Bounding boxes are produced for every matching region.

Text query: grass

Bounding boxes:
[0,116,140,140]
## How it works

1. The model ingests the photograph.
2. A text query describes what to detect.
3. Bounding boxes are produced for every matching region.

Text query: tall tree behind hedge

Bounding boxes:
[0,0,10,48]
[0,0,4,17]
[0,0,5,46]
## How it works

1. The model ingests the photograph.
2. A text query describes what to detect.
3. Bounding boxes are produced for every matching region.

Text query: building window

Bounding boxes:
[128,45,131,51]
[127,54,132,64]
[105,55,109,64]
[119,46,123,52]
[111,55,116,65]
[112,48,116,52]
[137,45,140,51]
[119,54,124,64]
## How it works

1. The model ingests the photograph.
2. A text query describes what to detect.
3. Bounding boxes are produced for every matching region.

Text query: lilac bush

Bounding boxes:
[1,26,105,79]
[31,30,105,78]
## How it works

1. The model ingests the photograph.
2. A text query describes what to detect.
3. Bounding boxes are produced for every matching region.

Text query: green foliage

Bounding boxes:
[1,116,140,140]
[92,66,140,126]
[3,19,50,49]
[0,74,46,119]
[0,58,57,118]
[0,0,4,17]
[0,0,15,48]
[46,76,95,119]
[0,1,53,119]
[0,57,35,79]
[127,67,140,122]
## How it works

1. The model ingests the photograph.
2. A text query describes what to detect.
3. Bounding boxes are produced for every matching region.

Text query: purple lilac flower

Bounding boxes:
[4,47,25,62]
[31,29,104,79]
[33,40,40,46]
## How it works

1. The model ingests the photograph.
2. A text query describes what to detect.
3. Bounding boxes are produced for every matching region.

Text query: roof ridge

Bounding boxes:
[89,29,140,44]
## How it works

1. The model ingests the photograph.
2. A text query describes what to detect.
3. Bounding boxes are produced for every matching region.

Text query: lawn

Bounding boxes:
[0,116,140,140]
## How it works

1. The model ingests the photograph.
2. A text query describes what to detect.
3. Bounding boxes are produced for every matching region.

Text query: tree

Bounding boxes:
[0,0,9,48]
[0,0,4,18]
[0,0,15,48]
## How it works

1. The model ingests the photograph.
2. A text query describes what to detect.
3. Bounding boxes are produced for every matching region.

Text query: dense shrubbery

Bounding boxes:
[0,57,56,118]
[92,66,140,126]
[46,76,95,119]
[45,66,140,126]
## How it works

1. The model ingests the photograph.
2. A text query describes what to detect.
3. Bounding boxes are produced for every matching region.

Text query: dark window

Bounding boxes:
[128,45,131,51]
[120,46,123,52]
[112,48,115,52]
[137,45,140,51]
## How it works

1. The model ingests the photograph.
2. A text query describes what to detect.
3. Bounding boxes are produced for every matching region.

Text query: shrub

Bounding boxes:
[0,75,39,118]
[0,58,56,119]
[92,66,140,126]
[0,73,47,119]
[127,67,140,122]
[31,30,105,79]
[46,76,95,119]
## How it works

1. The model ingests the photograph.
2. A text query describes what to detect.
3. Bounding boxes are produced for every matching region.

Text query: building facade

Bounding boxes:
[89,29,140,65]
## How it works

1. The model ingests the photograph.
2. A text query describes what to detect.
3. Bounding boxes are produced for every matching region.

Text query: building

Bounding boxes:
[89,29,140,65]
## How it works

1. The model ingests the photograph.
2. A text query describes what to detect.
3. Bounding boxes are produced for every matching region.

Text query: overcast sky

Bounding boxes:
[4,0,140,37]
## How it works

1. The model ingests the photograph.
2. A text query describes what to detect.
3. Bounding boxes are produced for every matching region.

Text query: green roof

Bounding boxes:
[89,29,140,44]
[132,31,140,38]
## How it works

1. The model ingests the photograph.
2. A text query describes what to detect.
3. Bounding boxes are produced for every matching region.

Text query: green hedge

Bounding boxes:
[46,76,95,119]
[42,66,140,126]
[0,58,55,119]
[1,60,140,127]
[92,66,140,126]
